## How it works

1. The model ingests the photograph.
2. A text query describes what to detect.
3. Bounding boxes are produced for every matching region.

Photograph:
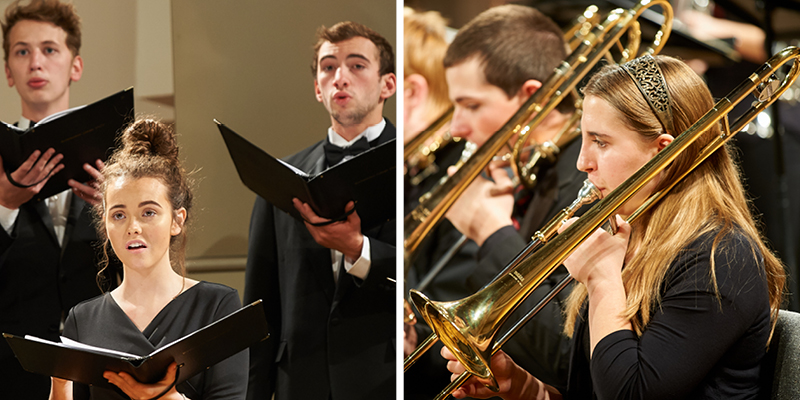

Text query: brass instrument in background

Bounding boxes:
[405,107,457,187]
[564,5,601,51]
[404,106,454,163]
[403,3,603,172]
[411,46,800,399]
[403,5,611,192]
[404,0,672,267]
[510,103,583,189]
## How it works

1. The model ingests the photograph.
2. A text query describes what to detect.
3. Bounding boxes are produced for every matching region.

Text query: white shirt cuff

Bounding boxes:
[344,236,371,280]
[0,203,19,234]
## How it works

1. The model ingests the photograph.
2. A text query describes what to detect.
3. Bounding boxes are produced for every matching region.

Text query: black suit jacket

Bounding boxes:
[0,194,108,398]
[245,120,396,400]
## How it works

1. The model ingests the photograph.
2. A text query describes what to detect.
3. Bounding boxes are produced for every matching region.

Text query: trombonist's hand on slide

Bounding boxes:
[103,362,186,400]
[0,148,64,210]
[68,159,104,207]
[441,347,560,400]
[293,199,364,261]
[445,161,514,246]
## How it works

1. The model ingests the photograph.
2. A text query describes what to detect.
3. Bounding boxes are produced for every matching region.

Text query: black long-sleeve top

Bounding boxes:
[565,229,771,399]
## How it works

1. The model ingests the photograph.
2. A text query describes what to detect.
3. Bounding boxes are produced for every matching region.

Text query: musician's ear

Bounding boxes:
[657,133,674,151]
[405,74,429,108]
[314,79,323,103]
[514,79,542,105]
[380,72,397,100]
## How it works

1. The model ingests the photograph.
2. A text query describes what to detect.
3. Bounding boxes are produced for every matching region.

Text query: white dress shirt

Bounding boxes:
[0,116,73,246]
[325,119,386,282]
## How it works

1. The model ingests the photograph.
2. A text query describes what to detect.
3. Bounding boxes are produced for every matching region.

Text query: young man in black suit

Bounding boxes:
[244,21,396,400]
[0,0,107,398]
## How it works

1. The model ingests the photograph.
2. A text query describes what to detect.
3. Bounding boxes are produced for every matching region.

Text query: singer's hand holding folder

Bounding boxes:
[0,88,133,201]
[216,120,395,231]
[3,300,268,390]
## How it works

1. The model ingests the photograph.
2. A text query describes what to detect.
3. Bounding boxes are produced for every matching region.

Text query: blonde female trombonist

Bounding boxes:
[443,54,785,400]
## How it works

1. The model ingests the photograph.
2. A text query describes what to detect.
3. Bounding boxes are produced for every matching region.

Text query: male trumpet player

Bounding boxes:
[244,21,396,400]
[405,5,588,397]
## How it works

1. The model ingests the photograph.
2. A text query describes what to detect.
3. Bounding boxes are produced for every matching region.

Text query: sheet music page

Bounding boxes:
[23,335,142,359]
[58,336,141,358]
[277,159,310,178]
[1,120,24,132]
[37,104,88,125]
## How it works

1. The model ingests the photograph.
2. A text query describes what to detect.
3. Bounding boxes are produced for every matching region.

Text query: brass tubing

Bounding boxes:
[404,107,454,161]
[415,46,800,396]
[404,332,439,372]
[403,179,600,374]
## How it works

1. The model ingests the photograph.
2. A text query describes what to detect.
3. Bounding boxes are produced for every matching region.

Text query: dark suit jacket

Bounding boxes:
[0,194,108,398]
[245,120,396,400]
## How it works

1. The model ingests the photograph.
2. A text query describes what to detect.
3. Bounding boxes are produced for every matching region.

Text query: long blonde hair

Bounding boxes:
[563,56,785,344]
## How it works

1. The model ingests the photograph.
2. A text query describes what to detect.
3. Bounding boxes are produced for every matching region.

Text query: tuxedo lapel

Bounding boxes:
[304,230,336,304]
[60,194,85,257]
[292,141,326,175]
[292,140,336,301]
[33,200,58,246]
[369,119,396,147]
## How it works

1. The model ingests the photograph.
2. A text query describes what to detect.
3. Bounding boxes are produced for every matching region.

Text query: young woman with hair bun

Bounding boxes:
[49,119,248,400]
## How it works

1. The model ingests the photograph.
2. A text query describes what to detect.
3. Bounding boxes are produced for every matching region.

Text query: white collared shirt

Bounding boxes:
[326,119,386,282]
[0,116,73,246]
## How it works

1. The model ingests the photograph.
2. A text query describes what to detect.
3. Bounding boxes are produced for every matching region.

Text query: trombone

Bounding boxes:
[403,3,602,170]
[404,0,673,265]
[411,46,800,399]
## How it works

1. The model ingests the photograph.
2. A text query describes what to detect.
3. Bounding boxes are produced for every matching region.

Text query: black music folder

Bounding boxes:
[216,120,396,231]
[3,300,269,390]
[0,88,134,201]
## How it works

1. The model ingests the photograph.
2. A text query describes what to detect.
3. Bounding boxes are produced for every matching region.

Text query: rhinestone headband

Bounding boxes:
[621,54,675,136]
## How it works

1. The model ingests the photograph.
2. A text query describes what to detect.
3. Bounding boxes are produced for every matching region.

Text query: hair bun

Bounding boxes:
[121,118,179,161]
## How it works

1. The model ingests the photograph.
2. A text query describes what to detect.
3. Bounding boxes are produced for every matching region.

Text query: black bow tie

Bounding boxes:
[324,136,371,167]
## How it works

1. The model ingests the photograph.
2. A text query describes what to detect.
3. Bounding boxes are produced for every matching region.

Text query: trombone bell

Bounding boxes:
[409,289,500,391]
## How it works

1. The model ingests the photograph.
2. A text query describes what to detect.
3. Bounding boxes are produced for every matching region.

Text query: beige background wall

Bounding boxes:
[0,0,396,296]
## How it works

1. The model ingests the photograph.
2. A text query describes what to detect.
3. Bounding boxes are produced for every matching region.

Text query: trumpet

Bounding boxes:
[403,0,672,264]
[410,47,800,399]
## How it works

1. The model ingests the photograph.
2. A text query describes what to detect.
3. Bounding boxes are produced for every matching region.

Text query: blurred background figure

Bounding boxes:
[403,6,462,213]
[403,7,451,141]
